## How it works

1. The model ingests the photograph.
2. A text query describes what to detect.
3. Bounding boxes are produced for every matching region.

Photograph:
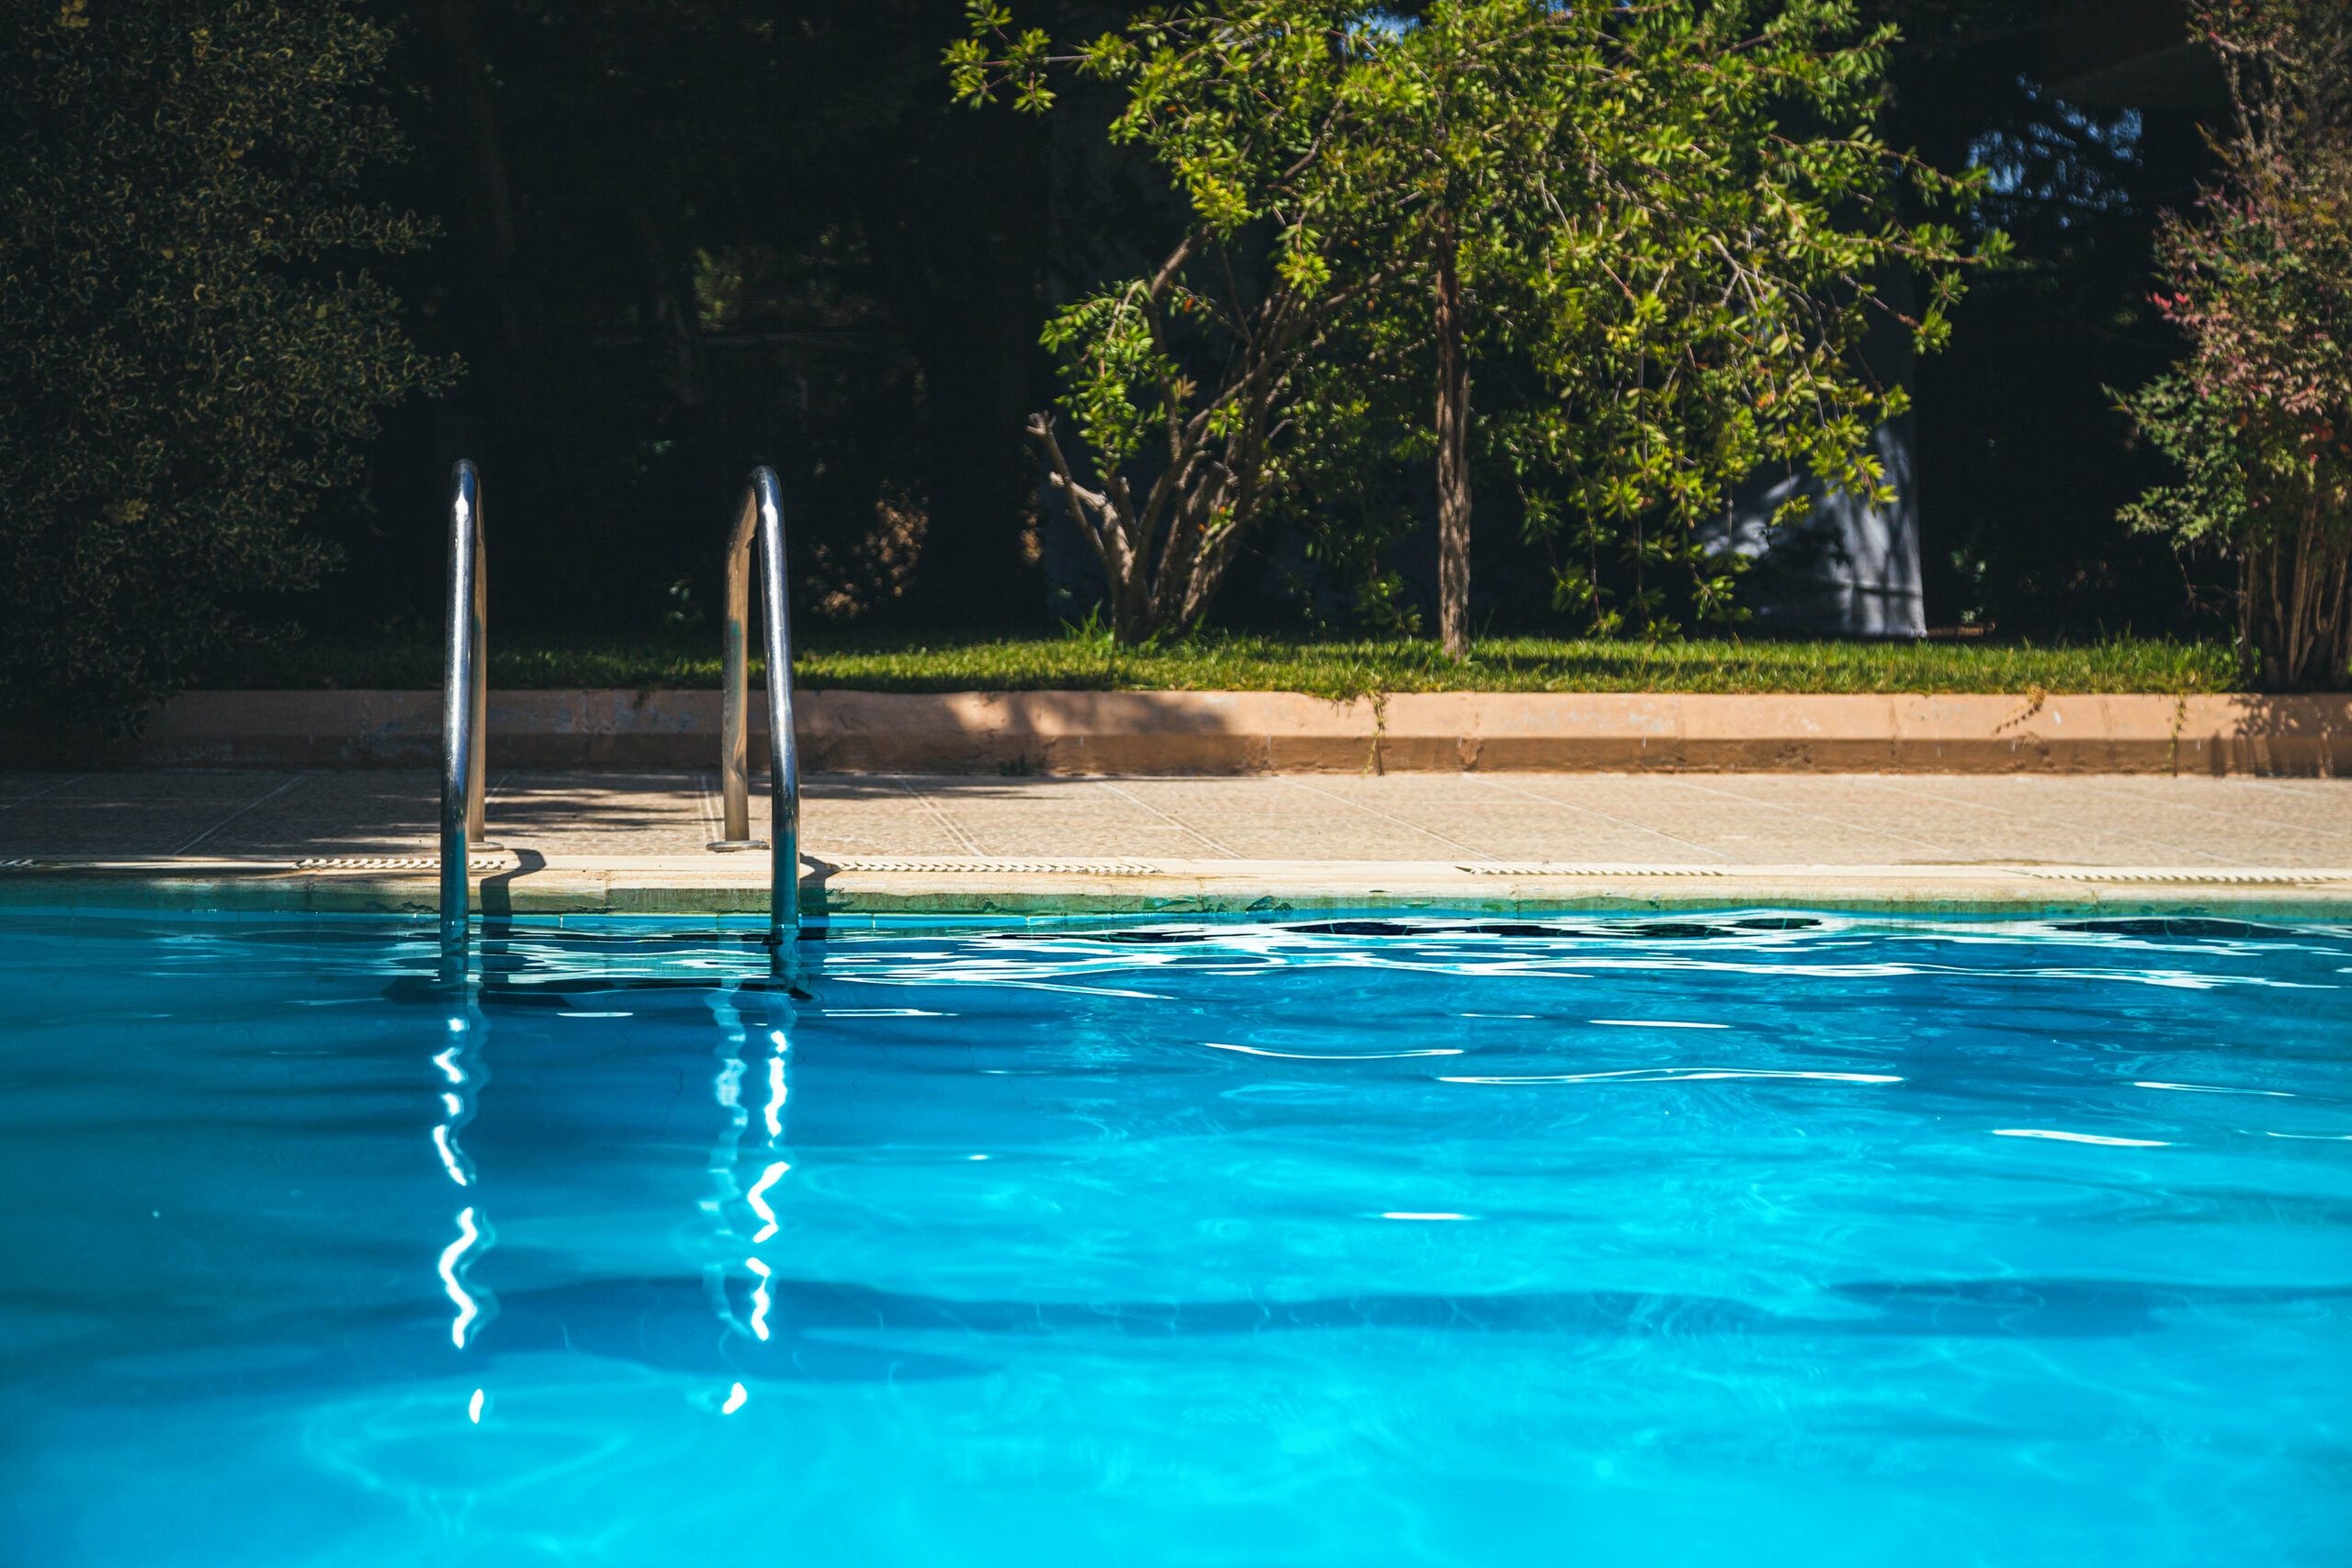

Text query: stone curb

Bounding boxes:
[13,688,2350,774]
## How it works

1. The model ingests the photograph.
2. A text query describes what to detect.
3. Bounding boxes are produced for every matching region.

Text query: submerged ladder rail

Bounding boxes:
[716,466,799,944]
[441,459,488,944]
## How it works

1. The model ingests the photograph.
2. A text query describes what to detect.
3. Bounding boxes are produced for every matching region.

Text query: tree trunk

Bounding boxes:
[2242,513,2352,690]
[626,199,707,413]
[411,0,520,350]
[1433,226,1473,660]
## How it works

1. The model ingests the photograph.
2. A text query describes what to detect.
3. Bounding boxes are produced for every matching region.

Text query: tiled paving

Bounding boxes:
[4,769,2351,869]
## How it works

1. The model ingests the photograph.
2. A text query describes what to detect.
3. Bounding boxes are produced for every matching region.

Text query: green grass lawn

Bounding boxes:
[213,630,2242,698]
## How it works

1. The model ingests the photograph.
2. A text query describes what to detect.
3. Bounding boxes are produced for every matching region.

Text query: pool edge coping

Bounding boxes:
[7,856,2352,919]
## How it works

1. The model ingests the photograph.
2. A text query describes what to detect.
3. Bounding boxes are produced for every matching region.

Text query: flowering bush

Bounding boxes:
[2120,0,2352,689]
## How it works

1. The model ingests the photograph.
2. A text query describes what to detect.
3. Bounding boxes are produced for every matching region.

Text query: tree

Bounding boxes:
[959,1,1996,653]
[2119,0,2352,690]
[0,0,450,725]
[954,3,1419,640]
[1360,1,1997,652]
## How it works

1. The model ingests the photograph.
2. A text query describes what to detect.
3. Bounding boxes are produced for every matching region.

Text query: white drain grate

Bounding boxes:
[2020,869,2342,886]
[835,856,1163,876]
[296,856,508,872]
[1461,863,1729,877]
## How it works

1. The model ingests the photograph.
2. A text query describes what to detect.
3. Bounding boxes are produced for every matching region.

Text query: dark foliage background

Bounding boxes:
[0,0,452,721]
[4,0,2239,716]
[1887,6,2225,637]
[344,0,2229,641]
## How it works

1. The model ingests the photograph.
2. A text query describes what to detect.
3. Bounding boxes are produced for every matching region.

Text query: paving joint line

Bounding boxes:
[1089,779,1242,859]
[170,773,311,857]
[889,774,986,856]
[2239,779,2343,802]
[2060,777,2352,846]
[1652,774,1959,859]
[1463,774,1732,863]
[1844,775,2237,868]
[1272,776,1498,861]
[0,774,87,813]
[693,770,721,843]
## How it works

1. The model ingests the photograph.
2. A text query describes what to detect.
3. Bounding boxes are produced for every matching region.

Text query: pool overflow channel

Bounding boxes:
[436,462,801,968]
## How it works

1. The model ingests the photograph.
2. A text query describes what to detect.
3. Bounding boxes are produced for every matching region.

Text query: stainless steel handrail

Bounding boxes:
[441,459,488,943]
[716,467,799,943]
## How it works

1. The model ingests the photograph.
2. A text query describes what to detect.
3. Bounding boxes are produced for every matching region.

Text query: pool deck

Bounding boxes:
[5,769,2351,918]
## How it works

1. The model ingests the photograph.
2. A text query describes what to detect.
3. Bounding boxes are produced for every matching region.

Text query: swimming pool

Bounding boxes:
[1,911,2346,1565]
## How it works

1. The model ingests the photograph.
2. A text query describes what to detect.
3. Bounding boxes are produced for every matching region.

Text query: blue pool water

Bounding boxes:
[0,910,2347,1565]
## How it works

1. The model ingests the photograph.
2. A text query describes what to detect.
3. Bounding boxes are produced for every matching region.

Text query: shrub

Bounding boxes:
[2119,0,2352,689]
[0,0,452,727]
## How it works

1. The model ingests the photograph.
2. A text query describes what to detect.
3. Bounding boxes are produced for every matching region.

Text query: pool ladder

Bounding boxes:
[438,463,801,951]
[440,460,487,951]
[712,466,801,946]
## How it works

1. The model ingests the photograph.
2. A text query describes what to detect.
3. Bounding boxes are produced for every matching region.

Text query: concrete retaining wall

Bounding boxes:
[11,688,2346,773]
